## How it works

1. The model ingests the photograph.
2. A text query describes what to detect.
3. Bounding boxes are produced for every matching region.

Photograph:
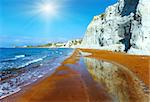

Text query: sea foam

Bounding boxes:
[18,58,43,68]
[15,55,25,58]
[0,55,25,62]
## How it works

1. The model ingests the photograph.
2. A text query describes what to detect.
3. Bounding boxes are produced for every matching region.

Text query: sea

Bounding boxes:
[0,48,73,99]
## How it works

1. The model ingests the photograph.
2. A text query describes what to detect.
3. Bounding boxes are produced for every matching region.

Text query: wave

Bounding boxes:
[0,64,57,99]
[18,58,43,68]
[15,55,25,58]
[0,58,16,62]
[1,55,25,62]
[0,87,21,99]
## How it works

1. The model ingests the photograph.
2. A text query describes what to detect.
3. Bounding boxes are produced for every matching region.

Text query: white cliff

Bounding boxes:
[23,39,82,48]
[65,39,82,48]
[81,0,150,55]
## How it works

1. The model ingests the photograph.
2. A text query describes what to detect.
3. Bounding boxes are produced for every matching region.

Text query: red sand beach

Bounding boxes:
[2,49,149,102]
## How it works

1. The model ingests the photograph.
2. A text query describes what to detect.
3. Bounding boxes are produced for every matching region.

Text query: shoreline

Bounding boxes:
[0,49,74,100]
[2,48,149,102]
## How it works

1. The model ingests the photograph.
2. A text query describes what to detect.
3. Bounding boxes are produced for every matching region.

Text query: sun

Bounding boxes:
[41,4,53,13]
[29,1,59,20]
[39,3,57,17]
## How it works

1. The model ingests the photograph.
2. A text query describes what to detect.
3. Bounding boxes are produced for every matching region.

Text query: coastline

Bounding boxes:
[0,48,74,100]
[1,48,149,102]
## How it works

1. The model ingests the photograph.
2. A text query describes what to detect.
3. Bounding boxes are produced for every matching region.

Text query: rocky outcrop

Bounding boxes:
[81,0,150,55]
[65,39,82,48]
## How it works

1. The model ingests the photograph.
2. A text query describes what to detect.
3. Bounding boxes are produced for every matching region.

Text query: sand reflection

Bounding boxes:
[83,57,149,102]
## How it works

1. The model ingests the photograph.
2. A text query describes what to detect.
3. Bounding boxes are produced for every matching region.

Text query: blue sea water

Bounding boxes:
[0,48,73,71]
[0,48,73,98]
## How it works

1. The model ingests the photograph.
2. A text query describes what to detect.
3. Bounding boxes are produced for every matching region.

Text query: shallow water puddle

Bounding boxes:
[67,57,149,102]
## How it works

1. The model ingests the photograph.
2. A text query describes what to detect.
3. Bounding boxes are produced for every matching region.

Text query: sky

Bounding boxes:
[0,0,117,47]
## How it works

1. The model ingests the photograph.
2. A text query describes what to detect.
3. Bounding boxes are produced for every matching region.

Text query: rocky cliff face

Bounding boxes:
[65,39,82,48]
[81,0,150,55]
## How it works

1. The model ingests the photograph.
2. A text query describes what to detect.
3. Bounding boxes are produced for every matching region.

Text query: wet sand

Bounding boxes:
[2,49,149,102]
[79,49,150,87]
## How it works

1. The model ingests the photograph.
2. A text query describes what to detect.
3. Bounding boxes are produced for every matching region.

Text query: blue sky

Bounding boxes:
[0,0,117,47]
